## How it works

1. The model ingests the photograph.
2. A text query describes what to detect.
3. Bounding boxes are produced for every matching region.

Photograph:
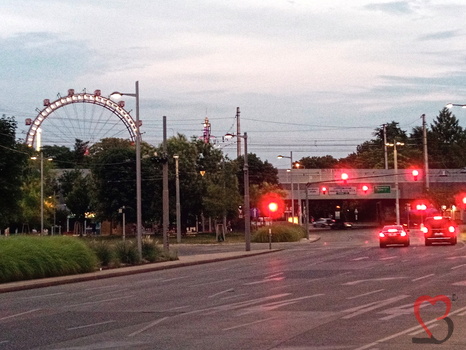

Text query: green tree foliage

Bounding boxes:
[90,138,145,222]
[298,155,338,169]
[58,169,92,224]
[428,108,466,168]
[0,115,29,229]
[235,153,278,194]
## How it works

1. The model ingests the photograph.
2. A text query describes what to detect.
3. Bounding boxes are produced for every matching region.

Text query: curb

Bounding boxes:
[0,249,281,294]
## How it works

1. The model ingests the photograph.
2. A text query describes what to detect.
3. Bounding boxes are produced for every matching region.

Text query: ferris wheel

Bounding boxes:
[25,89,139,150]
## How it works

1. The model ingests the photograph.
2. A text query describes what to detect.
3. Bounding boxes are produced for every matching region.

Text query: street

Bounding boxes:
[1,228,466,349]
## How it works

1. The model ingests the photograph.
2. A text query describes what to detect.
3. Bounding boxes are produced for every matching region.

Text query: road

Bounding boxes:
[1,228,466,349]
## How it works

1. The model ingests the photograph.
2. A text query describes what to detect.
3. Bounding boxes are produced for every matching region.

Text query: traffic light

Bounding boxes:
[321,186,327,195]
[341,173,349,184]
[412,169,419,181]
[362,185,369,194]
[259,192,285,219]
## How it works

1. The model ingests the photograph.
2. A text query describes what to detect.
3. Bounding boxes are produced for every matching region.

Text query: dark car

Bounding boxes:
[421,216,457,246]
[329,219,353,230]
[379,225,410,248]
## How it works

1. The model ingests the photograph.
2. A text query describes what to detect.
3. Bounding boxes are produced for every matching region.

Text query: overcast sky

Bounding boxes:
[2,0,466,167]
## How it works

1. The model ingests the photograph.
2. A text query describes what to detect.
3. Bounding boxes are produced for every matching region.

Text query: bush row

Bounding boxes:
[0,236,177,284]
[252,223,306,242]
[0,236,98,283]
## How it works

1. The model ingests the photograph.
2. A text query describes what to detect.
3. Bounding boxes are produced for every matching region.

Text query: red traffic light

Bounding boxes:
[362,185,369,194]
[341,173,349,184]
[259,192,285,219]
[321,186,327,195]
[412,169,419,181]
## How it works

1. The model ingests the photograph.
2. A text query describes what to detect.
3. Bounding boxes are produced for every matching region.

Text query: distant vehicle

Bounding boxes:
[379,225,410,248]
[313,218,333,228]
[329,219,353,230]
[422,216,457,246]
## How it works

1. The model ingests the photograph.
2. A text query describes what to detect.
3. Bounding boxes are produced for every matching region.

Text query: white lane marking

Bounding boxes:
[128,317,169,337]
[67,295,134,307]
[0,340,9,345]
[452,280,466,286]
[451,264,466,270]
[379,256,397,261]
[161,276,188,282]
[237,294,325,315]
[85,284,120,291]
[190,278,232,287]
[352,256,369,261]
[446,256,466,260]
[204,293,291,315]
[244,275,285,285]
[408,323,439,336]
[411,274,434,282]
[347,289,385,300]
[158,305,190,312]
[208,289,235,298]
[67,320,116,331]
[342,295,410,319]
[354,304,466,350]
[20,292,64,299]
[223,316,278,331]
[0,309,41,321]
[343,277,406,286]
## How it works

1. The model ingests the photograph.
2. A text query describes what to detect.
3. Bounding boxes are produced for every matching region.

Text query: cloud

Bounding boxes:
[0,32,103,81]
[364,1,414,14]
[417,30,461,41]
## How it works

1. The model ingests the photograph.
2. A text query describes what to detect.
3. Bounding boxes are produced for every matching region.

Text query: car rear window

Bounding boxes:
[425,218,453,228]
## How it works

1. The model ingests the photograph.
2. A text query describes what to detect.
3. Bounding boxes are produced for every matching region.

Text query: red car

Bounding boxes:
[421,216,457,246]
[379,225,410,248]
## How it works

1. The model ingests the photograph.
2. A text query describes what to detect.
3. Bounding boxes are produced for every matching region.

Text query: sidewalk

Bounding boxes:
[0,235,320,294]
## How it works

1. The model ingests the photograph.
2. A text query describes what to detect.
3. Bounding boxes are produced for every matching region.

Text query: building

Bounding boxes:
[277,168,466,225]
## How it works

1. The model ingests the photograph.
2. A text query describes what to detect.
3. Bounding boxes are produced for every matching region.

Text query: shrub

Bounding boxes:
[142,238,163,262]
[87,240,114,267]
[252,223,306,243]
[0,236,98,283]
[114,240,141,265]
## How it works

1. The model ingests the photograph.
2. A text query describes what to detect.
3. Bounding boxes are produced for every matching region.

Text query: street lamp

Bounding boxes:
[386,141,404,225]
[446,103,466,109]
[277,152,294,224]
[225,132,250,251]
[110,81,142,259]
[174,155,181,243]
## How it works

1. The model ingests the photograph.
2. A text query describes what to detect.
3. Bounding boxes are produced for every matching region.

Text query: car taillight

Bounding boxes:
[400,231,407,236]
[449,226,455,233]
[379,232,385,238]
[421,227,428,234]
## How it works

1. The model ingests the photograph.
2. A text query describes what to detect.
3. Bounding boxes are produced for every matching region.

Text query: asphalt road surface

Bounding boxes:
[2,228,466,349]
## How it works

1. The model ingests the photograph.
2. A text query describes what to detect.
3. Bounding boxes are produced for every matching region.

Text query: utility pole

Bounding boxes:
[421,114,429,191]
[162,116,169,252]
[236,107,241,159]
[383,124,388,170]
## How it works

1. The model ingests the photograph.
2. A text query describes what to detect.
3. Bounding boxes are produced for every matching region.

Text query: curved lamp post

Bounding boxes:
[225,132,250,251]
[110,81,142,259]
[277,152,295,224]
[386,141,404,225]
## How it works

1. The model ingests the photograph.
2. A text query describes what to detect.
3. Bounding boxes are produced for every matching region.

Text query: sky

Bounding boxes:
[2,0,466,168]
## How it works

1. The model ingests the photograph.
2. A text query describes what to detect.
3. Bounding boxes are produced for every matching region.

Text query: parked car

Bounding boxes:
[422,216,457,246]
[379,225,410,248]
[313,218,333,228]
[329,219,353,230]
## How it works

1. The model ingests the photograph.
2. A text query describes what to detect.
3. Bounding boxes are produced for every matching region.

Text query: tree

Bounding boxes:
[235,153,278,194]
[299,155,338,169]
[0,115,29,230]
[428,108,466,168]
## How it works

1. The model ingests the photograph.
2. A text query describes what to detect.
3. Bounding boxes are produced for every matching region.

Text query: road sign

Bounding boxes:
[374,185,391,194]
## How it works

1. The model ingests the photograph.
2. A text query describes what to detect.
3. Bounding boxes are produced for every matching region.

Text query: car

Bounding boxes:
[379,225,410,248]
[313,218,333,228]
[422,216,457,246]
[329,219,353,230]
